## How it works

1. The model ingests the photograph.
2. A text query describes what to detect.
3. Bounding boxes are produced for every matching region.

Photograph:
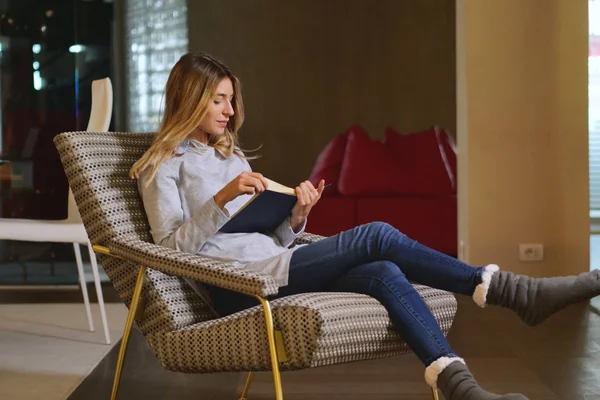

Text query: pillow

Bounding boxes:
[384,126,454,195]
[338,125,412,195]
[309,130,349,196]
[439,128,457,190]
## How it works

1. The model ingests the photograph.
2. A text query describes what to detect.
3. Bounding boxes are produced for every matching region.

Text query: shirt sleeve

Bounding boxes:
[138,165,229,254]
[273,216,307,248]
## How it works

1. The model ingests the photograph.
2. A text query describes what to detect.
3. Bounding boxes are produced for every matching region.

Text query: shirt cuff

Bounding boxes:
[290,217,307,235]
[208,196,230,227]
[274,216,306,248]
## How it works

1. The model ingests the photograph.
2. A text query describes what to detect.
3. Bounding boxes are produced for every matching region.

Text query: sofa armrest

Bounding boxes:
[294,232,328,245]
[107,236,279,297]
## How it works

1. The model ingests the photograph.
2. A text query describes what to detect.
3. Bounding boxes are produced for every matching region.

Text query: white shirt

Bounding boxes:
[137,139,306,287]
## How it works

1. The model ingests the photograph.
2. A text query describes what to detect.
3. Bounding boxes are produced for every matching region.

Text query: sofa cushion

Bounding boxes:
[384,126,454,195]
[147,287,457,373]
[338,125,412,196]
[440,128,457,191]
[305,196,356,236]
[356,196,458,256]
[309,131,349,196]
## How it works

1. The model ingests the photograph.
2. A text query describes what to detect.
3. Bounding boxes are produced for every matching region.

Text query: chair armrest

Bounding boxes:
[294,232,327,245]
[107,236,279,297]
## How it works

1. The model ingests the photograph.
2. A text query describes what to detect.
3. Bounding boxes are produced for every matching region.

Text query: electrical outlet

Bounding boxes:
[519,244,544,262]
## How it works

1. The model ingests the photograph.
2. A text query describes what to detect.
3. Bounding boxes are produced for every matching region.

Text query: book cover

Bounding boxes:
[219,179,297,234]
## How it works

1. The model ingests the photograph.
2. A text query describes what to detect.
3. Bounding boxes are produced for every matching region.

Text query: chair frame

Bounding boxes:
[93,245,439,400]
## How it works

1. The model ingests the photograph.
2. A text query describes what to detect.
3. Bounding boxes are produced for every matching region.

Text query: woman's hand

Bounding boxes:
[290,179,325,231]
[214,171,269,209]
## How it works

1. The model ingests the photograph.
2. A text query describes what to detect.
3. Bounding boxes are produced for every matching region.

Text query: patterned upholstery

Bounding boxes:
[53,131,458,373]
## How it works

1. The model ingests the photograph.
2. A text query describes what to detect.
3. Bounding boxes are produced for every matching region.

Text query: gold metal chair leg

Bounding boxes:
[111,265,146,400]
[255,296,283,400]
[239,371,254,400]
[431,387,440,400]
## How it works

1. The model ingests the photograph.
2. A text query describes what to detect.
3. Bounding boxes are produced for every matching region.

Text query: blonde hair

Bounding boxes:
[129,52,250,183]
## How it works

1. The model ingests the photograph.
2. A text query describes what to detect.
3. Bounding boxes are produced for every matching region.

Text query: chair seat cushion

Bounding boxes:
[0,218,87,243]
[146,284,457,373]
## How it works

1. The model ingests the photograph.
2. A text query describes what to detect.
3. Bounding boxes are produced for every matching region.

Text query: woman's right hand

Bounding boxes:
[214,171,269,209]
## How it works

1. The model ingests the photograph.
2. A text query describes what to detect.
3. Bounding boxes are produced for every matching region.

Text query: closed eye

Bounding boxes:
[215,93,234,102]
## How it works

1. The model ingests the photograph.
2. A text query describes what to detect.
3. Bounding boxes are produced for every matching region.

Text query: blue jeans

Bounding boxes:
[207,222,484,366]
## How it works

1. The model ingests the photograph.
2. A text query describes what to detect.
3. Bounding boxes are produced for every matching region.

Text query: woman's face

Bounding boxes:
[197,77,235,137]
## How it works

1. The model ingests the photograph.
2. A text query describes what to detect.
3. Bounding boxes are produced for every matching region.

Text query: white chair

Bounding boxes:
[0,78,113,344]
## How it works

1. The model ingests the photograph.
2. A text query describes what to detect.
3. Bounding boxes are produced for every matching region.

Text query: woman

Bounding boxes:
[130,52,599,400]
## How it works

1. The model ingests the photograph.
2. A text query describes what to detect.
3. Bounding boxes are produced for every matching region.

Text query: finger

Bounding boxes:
[240,171,253,180]
[301,181,316,192]
[303,180,317,192]
[251,177,266,192]
[303,181,319,202]
[300,186,309,205]
[243,176,265,193]
[295,186,306,205]
[303,179,314,188]
[308,191,318,205]
[302,184,316,204]
[240,184,256,195]
[307,180,319,198]
[300,182,313,203]
[317,179,325,194]
[245,172,266,188]
[253,172,269,190]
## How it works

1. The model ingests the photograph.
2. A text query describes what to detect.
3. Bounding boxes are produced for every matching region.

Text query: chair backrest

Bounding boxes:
[87,78,113,131]
[54,131,214,335]
[66,78,114,224]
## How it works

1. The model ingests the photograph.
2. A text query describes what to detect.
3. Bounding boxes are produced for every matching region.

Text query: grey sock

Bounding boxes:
[437,361,528,400]
[486,269,600,326]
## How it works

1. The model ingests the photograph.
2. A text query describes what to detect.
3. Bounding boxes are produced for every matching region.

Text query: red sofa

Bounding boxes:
[307,125,458,256]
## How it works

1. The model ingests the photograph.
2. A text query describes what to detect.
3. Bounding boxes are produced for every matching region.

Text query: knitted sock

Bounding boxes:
[427,358,528,400]
[474,266,600,326]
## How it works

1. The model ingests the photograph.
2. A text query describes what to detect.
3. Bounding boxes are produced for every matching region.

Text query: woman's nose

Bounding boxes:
[224,101,235,116]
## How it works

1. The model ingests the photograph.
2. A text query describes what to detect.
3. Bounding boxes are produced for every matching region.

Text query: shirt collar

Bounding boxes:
[176,138,209,155]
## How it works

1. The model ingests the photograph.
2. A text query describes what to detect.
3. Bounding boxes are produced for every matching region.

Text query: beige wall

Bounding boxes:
[188,0,456,185]
[457,0,589,276]
[188,0,589,276]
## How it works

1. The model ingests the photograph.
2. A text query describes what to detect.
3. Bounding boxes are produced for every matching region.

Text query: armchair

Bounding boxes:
[53,130,458,400]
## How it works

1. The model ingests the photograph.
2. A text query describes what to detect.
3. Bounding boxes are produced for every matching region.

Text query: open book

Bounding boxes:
[219,178,298,234]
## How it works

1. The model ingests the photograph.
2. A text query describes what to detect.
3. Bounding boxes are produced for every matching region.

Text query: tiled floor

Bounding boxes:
[68,296,600,400]
[2,237,597,399]
[0,303,128,400]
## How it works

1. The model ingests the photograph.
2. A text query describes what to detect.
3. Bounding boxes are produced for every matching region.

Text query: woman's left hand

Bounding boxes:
[290,179,325,231]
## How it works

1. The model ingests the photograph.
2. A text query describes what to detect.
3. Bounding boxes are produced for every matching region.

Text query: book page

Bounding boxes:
[265,178,296,195]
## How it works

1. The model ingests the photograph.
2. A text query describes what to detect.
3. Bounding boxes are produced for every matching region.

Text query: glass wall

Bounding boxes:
[0,0,188,285]
[124,0,188,132]
[0,0,114,284]
[0,0,113,221]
